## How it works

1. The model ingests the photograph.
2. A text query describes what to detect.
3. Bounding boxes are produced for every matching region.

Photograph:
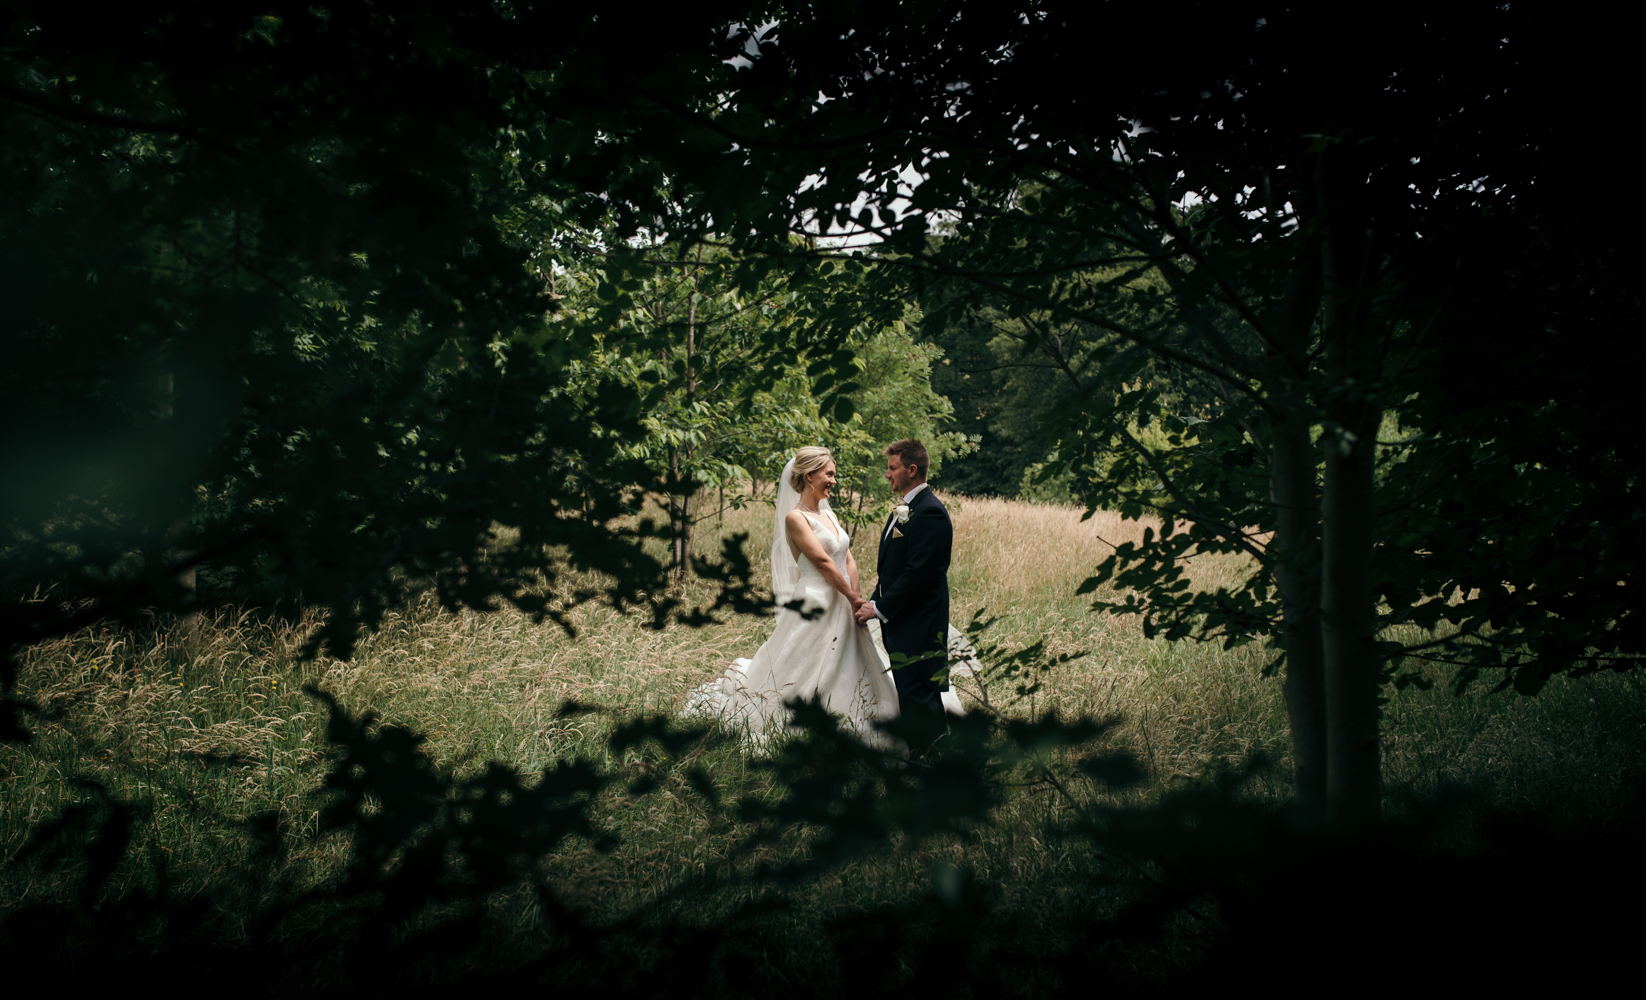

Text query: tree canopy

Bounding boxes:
[3,2,1638,831]
[683,2,1641,822]
[0,2,864,738]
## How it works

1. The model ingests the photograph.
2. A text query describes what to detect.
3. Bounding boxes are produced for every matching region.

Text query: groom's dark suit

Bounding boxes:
[872,484,952,725]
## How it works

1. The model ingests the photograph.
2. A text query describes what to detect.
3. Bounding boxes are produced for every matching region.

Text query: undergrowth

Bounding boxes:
[3,494,1643,992]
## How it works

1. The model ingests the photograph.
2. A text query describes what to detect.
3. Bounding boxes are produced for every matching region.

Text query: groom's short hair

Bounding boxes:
[885,439,929,480]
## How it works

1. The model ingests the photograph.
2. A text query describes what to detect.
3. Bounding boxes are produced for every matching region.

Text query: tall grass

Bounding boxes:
[4,490,1644,981]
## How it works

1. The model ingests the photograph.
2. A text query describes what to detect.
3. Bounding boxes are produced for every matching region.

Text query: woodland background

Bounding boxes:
[2,2,1642,993]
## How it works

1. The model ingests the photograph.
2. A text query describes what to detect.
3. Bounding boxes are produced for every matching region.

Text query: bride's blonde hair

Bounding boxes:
[789,446,834,493]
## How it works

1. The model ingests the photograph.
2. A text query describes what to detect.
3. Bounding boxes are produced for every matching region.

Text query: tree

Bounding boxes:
[8,2,1636,836]
[921,233,1208,500]
[816,308,979,530]
[543,237,888,580]
[693,2,1641,825]
[0,1,842,738]
[921,273,1079,498]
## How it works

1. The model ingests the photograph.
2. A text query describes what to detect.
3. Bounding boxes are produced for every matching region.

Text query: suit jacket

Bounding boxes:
[872,485,952,671]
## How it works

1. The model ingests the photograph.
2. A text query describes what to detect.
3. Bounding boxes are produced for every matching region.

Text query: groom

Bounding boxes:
[854,439,952,744]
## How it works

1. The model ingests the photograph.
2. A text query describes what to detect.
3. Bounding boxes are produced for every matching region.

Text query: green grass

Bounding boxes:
[4,492,1645,989]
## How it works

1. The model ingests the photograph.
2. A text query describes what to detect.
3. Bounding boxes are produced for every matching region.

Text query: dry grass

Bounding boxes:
[4,489,1644,968]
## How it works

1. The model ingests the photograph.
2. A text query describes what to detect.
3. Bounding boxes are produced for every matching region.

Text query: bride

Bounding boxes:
[685,446,901,749]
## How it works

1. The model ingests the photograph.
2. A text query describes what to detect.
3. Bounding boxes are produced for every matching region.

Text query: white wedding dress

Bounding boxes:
[685,458,974,749]
[685,498,902,749]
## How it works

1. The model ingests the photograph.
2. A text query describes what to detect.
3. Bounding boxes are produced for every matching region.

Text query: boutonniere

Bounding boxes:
[892,503,911,525]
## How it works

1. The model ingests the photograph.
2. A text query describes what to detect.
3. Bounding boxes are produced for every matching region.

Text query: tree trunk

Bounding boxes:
[669,450,691,583]
[1264,229,1328,825]
[1317,160,1382,828]
[158,371,200,631]
[671,247,703,584]
[676,490,692,581]
[1320,423,1379,827]
[1270,412,1326,825]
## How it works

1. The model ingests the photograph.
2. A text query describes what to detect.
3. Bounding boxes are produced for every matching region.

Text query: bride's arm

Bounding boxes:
[784,510,862,604]
[843,548,864,606]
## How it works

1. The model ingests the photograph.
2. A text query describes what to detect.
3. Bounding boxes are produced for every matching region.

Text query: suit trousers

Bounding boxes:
[892,655,948,746]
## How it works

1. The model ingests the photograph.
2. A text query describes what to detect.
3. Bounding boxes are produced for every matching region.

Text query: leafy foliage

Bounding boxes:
[5,687,1639,992]
[700,3,1644,698]
[0,2,876,737]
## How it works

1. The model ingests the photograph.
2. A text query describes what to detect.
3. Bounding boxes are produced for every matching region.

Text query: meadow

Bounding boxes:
[4,492,1644,989]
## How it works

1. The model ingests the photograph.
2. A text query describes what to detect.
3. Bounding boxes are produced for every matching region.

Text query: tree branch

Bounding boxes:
[1,81,246,159]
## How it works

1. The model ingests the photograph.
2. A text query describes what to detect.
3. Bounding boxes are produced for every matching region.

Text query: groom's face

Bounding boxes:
[885,455,918,494]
